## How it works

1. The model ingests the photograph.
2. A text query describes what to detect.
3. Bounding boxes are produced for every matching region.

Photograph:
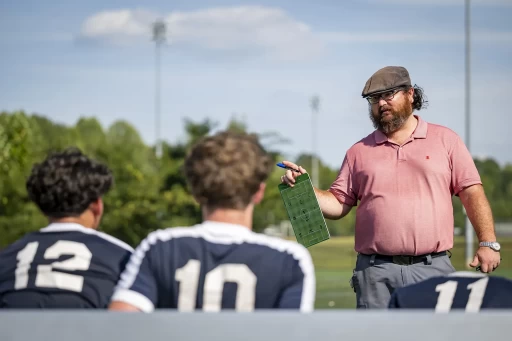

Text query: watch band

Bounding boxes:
[479,241,500,251]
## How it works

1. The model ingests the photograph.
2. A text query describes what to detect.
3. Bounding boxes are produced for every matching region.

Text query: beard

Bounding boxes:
[369,99,413,134]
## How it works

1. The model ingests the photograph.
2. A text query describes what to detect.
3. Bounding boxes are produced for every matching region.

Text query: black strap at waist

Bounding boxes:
[371,251,447,265]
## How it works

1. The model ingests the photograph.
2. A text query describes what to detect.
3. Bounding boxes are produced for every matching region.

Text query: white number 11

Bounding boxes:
[435,277,489,312]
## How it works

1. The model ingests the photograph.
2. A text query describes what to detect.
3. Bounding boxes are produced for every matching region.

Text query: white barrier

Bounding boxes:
[1,310,511,341]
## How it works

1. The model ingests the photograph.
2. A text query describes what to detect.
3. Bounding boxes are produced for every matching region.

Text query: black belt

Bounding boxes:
[371,251,447,265]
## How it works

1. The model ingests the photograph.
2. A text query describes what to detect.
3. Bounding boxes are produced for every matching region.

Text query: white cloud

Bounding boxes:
[77,5,512,61]
[78,6,324,61]
[79,8,157,45]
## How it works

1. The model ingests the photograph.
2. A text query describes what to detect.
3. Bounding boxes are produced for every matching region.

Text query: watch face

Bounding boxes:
[492,242,501,251]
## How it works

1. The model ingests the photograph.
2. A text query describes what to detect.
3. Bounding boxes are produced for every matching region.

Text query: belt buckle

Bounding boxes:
[392,255,412,265]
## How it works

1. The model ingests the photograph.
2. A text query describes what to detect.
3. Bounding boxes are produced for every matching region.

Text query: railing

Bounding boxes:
[1,310,511,341]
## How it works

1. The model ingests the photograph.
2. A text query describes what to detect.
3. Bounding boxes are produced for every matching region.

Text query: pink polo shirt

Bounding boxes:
[328,115,481,256]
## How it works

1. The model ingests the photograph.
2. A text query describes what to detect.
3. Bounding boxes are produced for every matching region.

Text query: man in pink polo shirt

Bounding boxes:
[280,66,502,309]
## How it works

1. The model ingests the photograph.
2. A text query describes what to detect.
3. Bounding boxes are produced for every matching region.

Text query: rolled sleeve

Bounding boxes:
[449,135,482,195]
[328,154,358,206]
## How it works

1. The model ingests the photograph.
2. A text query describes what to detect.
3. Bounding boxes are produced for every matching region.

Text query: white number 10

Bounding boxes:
[435,277,489,312]
[175,259,257,312]
[15,241,92,292]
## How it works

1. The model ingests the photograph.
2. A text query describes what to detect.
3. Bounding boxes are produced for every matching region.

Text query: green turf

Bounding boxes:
[307,236,512,309]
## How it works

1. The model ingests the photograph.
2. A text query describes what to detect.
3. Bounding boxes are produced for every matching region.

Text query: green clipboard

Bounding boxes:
[278,173,330,248]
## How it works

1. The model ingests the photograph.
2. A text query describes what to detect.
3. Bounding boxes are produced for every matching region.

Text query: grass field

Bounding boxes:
[308,236,512,309]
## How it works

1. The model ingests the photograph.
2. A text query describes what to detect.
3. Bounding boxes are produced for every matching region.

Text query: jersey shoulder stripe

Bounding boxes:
[118,222,314,298]
[40,223,133,252]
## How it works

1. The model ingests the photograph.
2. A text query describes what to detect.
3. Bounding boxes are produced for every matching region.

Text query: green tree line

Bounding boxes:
[1,110,511,248]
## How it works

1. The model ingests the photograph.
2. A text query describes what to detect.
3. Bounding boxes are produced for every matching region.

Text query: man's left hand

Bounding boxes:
[469,247,501,273]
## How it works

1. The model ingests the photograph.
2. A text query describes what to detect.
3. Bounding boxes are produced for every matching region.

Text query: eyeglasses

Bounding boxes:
[366,88,403,105]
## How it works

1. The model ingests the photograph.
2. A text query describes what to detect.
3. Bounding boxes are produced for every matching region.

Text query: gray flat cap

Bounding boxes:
[361,66,412,97]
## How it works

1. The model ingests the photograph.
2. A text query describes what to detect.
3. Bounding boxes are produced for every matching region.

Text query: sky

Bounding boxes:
[1,0,511,170]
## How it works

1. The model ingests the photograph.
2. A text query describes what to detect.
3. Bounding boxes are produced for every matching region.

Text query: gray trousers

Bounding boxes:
[350,253,456,309]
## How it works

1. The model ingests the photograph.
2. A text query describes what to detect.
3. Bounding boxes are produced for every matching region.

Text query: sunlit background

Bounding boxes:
[1,0,511,309]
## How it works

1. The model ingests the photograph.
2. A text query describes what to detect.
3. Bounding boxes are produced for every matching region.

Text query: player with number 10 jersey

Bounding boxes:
[109,131,316,312]
[110,221,314,312]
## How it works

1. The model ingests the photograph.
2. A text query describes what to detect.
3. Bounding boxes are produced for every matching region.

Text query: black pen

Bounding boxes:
[276,162,301,173]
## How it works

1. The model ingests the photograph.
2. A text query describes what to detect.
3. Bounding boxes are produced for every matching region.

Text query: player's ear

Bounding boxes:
[407,87,414,104]
[89,198,104,227]
[252,183,266,204]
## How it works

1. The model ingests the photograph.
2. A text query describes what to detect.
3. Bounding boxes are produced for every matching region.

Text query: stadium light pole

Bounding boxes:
[310,95,320,188]
[464,0,474,269]
[153,20,166,159]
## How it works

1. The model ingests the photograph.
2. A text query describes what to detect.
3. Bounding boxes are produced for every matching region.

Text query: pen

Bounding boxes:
[276,162,301,173]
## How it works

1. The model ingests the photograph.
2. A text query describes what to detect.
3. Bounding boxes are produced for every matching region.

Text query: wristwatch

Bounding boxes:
[479,241,501,251]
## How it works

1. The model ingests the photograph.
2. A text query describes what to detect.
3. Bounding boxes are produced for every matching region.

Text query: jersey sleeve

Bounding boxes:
[110,236,159,312]
[277,246,316,312]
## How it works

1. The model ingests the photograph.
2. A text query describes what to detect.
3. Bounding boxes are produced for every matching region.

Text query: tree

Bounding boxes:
[184,118,218,146]
[75,117,107,158]
[226,114,247,133]
[0,110,510,248]
[0,111,31,175]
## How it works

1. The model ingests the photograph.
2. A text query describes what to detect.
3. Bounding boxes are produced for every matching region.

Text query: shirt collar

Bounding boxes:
[40,222,91,233]
[412,115,428,139]
[373,115,428,145]
[199,220,252,237]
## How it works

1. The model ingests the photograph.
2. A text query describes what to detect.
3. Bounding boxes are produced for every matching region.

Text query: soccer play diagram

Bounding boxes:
[278,174,330,248]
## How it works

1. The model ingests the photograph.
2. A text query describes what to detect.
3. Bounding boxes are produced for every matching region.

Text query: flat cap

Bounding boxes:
[361,66,411,97]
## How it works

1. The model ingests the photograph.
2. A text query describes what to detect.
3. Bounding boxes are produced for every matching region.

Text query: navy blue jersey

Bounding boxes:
[388,271,512,312]
[111,221,315,312]
[0,223,133,309]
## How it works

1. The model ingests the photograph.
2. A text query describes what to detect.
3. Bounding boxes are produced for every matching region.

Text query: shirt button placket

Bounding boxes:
[398,146,406,161]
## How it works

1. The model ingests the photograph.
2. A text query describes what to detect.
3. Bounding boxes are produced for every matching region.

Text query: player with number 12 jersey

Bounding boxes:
[388,271,512,311]
[0,223,133,308]
[0,147,133,309]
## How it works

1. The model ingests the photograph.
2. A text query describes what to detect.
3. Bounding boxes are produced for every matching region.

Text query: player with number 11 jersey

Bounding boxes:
[388,271,512,311]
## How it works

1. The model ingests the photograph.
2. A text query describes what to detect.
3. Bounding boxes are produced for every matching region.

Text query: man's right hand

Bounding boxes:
[280,161,307,187]
[280,160,352,219]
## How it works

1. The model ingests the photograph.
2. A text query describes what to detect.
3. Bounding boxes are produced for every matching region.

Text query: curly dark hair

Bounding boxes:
[26,147,113,218]
[410,84,429,111]
[184,131,273,210]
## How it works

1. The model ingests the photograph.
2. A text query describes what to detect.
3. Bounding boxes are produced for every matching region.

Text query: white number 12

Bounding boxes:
[15,241,92,292]
[435,277,489,312]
